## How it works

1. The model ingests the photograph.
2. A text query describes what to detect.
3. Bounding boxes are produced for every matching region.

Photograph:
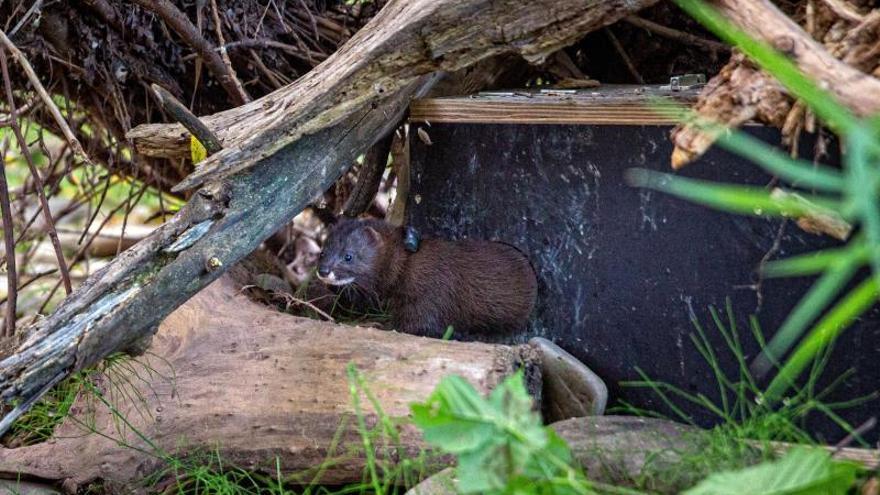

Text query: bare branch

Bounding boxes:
[0,47,73,298]
[0,28,94,167]
[130,0,251,105]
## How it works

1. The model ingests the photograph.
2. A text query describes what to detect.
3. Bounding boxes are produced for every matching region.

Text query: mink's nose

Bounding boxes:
[318,266,331,278]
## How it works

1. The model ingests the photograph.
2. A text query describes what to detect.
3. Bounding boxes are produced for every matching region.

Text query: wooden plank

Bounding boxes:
[410,85,701,125]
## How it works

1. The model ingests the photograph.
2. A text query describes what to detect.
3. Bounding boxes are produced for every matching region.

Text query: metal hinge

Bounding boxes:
[660,73,706,91]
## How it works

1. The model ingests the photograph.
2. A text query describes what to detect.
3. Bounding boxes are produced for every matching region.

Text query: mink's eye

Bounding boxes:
[344,253,353,262]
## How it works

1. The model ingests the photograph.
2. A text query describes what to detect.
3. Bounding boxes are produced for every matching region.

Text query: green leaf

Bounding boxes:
[761,243,867,278]
[410,372,593,494]
[684,447,858,495]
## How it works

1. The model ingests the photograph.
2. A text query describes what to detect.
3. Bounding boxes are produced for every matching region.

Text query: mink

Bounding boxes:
[317,218,537,338]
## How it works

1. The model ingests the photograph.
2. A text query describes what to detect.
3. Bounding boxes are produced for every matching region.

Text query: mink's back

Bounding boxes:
[387,238,537,337]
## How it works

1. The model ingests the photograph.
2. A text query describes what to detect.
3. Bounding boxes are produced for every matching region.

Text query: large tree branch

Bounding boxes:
[0,77,434,430]
[126,0,661,191]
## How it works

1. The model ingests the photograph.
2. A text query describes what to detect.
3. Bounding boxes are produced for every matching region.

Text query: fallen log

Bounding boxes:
[1,0,660,431]
[125,0,661,191]
[0,78,434,433]
[0,275,539,492]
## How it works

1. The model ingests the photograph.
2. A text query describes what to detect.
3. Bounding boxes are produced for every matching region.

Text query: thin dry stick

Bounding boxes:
[35,183,150,316]
[0,28,93,167]
[0,48,73,296]
[624,16,730,52]
[605,28,644,84]
[209,0,250,103]
[130,0,250,105]
[0,136,17,337]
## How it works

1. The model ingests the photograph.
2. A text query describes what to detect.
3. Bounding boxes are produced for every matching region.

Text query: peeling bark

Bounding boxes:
[0,276,538,492]
[125,0,661,191]
[671,0,880,167]
[0,78,435,427]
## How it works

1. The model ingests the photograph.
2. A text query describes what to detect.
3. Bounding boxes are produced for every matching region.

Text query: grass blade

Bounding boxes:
[625,169,841,218]
[765,277,879,401]
[673,0,858,135]
[752,254,861,378]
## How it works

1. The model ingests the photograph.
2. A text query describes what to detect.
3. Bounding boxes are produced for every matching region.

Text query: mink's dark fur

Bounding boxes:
[318,218,537,338]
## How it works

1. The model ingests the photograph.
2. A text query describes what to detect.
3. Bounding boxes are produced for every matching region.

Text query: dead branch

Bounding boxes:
[0,49,74,299]
[130,0,251,106]
[0,28,93,167]
[0,276,538,491]
[209,0,250,103]
[149,84,223,155]
[671,0,880,168]
[0,137,16,338]
[624,16,730,52]
[125,0,661,191]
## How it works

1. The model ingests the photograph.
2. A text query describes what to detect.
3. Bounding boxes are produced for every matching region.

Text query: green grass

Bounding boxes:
[613,301,874,491]
[627,0,880,404]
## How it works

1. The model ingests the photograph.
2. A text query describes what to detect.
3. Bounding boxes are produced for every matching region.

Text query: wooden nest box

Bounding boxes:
[405,84,880,441]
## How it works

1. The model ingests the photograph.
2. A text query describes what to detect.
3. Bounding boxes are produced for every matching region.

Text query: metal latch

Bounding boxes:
[660,73,706,91]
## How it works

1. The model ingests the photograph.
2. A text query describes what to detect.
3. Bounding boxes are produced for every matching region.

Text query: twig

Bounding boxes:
[834,417,876,452]
[0,47,73,297]
[8,0,44,38]
[0,28,93,166]
[149,84,223,155]
[0,268,58,307]
[821,0,865,22]
[209,0,250,102]
[131,0,249,105]
[624,16,730,52]
[605,28,644,84]
[0,135,17,337]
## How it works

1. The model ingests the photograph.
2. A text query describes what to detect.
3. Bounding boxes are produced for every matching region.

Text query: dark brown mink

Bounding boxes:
[317,218,537,338]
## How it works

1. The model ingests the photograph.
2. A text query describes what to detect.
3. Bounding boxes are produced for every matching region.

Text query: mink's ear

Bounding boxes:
[363,226,384,245]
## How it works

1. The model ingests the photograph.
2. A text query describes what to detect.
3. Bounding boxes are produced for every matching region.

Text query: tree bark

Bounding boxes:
[0,0,660,427]
[125,0,661,192]
[671,0,880,167]
[0,78,434,430]
[0,275,539,492]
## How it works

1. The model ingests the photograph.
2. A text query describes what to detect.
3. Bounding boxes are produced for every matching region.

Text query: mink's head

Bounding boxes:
[317,218,392,291]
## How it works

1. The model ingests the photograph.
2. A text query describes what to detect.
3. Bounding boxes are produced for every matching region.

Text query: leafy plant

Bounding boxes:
[683,447,858,495]
[411,371,595,495]
[628,0,880,402]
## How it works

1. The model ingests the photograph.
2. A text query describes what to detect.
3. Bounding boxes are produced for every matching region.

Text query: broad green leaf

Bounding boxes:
[410,372,593,494]
[684,447,858,495]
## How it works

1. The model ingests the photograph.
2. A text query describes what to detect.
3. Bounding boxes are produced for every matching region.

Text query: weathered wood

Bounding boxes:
[0,78,435,431]
[672,0,880,167]
[407,417,880,495]
[409,86,699,125]
[125,0,661,191]
[0,276,538,491]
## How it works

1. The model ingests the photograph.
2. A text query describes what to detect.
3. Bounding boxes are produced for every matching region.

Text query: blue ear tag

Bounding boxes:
[404,226,421,253]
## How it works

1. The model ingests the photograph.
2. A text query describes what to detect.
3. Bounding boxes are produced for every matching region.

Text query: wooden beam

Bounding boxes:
[125,0,661,191]
[409,86,699,125]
